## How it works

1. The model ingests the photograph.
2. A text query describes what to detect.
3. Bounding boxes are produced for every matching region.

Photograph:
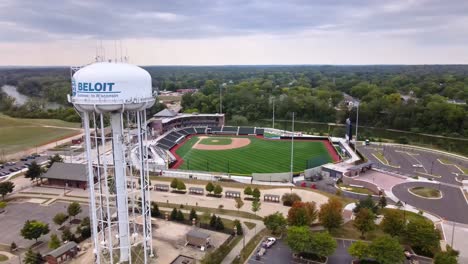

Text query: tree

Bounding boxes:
[286,226,311,253]
[378,196,387,208]
[234,197,244,213]
[406,218,440,256]
[176,180,186,191]
[264,212,287,235]
[251,198,261,216]
[170,208,178,221]
[234,219,243,235]
[53,213,68,226]
[24,248,42,264]
[67,202,82,219]
[311,232,337,258]
[189,208,198,220]
[244,186,252,196]
[231,115,248,126]
[170,178,179,189]
[10,242,17,252]
[47,154,63,169]
[48,234,61,249]
[77,217,91,239]
[380,209,405,237]
[25,161,43,184]
[151,202,161,217]
[318,198,343,231]
[0,201,6,210]
[210,214,217,228]
[61,227,76,242]
[205,182,214,194]
[176,210,185,221]
[353,208,376,238]
[215,216,225,230]
[213,184,223,196]
[288,201,314,226]
[348,241,370,260]
[353,195,379,214]
[20,220,50,242]
[0,181,14,200]
[281,193,302,206]
[252,188,260,200]
[369,235,405,264]
[434,247,459,264]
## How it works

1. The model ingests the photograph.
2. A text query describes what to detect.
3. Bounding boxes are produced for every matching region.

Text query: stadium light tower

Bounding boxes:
[69,62,155,263]
[290,112,295,183]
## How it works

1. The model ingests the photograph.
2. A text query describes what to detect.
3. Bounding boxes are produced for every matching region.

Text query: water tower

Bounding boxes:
[69,62,155,263]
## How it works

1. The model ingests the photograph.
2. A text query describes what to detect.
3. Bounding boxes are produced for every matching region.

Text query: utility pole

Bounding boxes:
[355,102,359,151]
[290,112,295,183]
[272,97,275,129]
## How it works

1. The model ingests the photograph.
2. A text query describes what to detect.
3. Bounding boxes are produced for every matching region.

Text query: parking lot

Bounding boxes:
[248,238,432,264]
[358,144,467,185]
[248,238,356,264]
[0,155,47,179]
[0,201,88,250]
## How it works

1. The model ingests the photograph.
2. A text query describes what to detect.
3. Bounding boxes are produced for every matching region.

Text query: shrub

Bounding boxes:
[281,193,302,206]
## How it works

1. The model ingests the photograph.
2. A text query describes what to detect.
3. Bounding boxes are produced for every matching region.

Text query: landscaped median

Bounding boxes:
[408,186,442,199]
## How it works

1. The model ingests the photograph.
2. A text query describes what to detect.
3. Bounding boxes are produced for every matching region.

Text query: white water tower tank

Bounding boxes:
[71,62,154,112]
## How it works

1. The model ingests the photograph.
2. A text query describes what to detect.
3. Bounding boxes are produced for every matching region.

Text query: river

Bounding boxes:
[1,85,63,110]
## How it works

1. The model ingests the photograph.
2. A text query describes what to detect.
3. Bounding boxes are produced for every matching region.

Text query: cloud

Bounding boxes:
[0,0,468,65]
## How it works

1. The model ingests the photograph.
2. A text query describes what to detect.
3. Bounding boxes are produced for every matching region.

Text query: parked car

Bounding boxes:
[20,157,28,161]
[256,247,266,260]
[263,237,276,248]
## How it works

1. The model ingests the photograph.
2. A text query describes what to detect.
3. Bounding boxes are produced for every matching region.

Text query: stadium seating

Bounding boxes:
[222,126,238,132]
[194,127,206,134]
[238,127,255,135]
[184,127,196,134]
[165,133,180,142]
[208,127,222,133]
[178,129,189,136]
[255,128,264,136]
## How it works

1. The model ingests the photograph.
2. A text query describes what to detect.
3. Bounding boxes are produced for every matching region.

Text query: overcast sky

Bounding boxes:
[1,0,468,66]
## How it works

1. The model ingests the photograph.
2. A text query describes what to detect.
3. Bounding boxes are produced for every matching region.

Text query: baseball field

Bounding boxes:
[173,135,335,174]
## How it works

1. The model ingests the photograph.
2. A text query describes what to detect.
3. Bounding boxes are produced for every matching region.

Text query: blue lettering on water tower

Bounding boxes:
[76,82,119,94]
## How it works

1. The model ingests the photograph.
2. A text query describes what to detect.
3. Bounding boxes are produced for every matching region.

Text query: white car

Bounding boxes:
[412,164,423,168]
[264,237,276,248]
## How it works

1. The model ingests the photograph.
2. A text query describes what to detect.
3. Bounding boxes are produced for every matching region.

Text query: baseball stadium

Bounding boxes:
[147,112,342,176]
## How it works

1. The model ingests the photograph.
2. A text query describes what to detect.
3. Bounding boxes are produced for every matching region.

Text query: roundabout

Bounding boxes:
[392,181,468,223]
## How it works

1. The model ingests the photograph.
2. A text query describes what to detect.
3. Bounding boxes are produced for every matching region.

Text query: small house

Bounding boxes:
[44,241,78,264]
[185,230,211,248]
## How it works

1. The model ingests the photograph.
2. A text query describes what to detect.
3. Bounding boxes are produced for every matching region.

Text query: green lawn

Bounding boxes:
[0,114,81,155]
[176,136,333,174]
[0,254,8,262]
[199,137,232,145]
[409,187,441,198]
[337,183,375,195]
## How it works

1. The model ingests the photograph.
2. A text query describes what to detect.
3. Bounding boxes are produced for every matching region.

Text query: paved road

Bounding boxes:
[392,181,468,224]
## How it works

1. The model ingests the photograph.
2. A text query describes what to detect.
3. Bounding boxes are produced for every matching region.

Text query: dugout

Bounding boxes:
[264,194,280,203]
[225,191,241,198]
[154,184,169,192]
[189,187,204,195]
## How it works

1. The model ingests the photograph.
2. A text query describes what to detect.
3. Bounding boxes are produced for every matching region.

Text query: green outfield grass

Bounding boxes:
[0,113,81,155]
[175,136,333,174]
[198,137,232,145]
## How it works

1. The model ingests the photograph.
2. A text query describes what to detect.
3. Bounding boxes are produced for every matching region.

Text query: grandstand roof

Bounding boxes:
[154,109,178,117]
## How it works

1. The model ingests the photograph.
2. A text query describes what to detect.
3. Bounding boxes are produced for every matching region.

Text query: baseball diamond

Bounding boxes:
[171,135,337,175]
